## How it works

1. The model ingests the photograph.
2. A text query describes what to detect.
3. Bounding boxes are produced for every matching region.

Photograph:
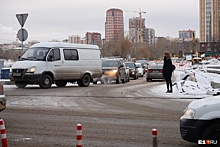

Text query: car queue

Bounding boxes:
[95,58,160,84]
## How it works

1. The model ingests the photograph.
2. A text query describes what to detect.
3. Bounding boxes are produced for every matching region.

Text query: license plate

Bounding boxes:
[13,73,21,76]
[153,70,159,73]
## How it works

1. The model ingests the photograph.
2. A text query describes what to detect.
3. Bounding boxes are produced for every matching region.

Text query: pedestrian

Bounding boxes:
[163,51,173,93]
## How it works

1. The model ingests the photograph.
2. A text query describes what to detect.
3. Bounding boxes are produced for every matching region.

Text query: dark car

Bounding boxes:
[146,63,164,81]
[124,62,138,80]
[95,59,127,84]
[0,84,6,112]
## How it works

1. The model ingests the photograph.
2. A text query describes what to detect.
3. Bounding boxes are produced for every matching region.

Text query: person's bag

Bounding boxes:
[171,64,176,72]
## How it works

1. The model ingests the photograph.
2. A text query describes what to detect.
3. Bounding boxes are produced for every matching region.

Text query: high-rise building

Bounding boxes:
[105,8,124,42]
[129,17,145,43]
[86,32,102,47]
[129,17,155,45]
[200,0,220,52]
[143,28,155,45]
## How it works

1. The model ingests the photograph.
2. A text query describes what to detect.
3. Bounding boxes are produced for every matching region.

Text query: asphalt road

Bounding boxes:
[1,77,198,147]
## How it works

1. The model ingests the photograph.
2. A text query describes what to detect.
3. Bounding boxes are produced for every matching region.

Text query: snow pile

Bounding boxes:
[173,70,220,96]
[153,60,220,98]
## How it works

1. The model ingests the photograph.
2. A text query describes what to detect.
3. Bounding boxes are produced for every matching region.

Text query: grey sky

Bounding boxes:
[0,0,199,43]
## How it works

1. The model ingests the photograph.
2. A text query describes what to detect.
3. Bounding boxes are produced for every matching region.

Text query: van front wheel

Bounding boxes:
[39,75,53,89]
[77,74,91,87]
[15,81,27,88]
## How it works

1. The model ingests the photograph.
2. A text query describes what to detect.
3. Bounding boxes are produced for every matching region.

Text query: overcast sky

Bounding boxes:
[0,0,199,43]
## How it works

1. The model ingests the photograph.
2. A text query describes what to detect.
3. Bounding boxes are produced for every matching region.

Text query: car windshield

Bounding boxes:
[125,63,135,68]
[102,60,119,67]
[20,47,50,61]
[135,64,142,68]
[148,64,163,69]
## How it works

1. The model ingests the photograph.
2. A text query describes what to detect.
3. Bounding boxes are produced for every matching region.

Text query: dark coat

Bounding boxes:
[163,56,172,78]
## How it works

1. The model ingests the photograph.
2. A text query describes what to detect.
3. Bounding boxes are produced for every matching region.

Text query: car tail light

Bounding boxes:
[147,69,153,73]
[159,69,163,73]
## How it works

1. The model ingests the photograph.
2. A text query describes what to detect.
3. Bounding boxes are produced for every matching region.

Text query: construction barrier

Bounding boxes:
[152,128,158,147]
[76,124,82,147]
[0,119,7,147]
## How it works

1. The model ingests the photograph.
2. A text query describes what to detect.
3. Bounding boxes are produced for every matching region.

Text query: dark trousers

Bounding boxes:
[165,77,172,92]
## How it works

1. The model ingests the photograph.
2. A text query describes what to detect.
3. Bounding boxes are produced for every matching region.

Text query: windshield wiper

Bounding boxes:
[27,56,37,60]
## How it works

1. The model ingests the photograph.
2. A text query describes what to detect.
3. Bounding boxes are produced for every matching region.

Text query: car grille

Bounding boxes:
[102,69,111,74]
[12,69,26,77]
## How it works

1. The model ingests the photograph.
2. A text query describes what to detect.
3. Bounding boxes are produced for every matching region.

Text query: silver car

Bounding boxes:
[146,63,164,81]
[135,63,144,77]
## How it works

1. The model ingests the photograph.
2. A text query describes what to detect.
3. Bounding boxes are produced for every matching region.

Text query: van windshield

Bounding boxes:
[20,47,50,61]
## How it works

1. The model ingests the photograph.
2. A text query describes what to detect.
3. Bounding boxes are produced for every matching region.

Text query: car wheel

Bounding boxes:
[39,74,53,89]
[116,74,120,84]
[127,75,130,82]
[55,81,67,87]
[122,74,126,83]
[77,74,91,87]
[134,75,137,80]
[146,78,150,82]
[202,123,220,144]
[15,81,27,88]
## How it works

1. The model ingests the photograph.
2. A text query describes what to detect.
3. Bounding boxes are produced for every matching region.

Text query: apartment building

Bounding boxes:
[86,32,101,47]
[179,30,195,39]
[129,17,155,45]
[68,35,81,44]
[105,8,124,42]
[200,0,220,52]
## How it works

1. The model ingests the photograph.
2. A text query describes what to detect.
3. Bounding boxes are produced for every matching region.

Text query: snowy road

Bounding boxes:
[1,77,197,147]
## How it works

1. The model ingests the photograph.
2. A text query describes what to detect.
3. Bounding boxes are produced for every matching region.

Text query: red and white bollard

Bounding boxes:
[0,119,7,147]
[152,128,158,147]
[76,124,82,147]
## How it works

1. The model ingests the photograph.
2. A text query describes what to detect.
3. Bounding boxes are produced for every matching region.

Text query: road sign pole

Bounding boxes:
[21,27,23,53]
[16,13,28,53]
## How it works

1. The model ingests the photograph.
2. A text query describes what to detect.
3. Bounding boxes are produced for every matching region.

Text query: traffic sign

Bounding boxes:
[16,13,28,27]
[17,28,28,41]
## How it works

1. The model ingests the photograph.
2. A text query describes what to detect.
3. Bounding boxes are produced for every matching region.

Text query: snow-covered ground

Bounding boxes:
[151,59,220,99]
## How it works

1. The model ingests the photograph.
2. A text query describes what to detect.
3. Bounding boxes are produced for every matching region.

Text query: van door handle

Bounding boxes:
[55,65,60,67]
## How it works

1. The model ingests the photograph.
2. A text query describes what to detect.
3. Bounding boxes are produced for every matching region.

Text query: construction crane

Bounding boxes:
[124,9,146,43]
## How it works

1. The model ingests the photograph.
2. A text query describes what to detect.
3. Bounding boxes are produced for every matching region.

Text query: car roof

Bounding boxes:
[31,42,99,49]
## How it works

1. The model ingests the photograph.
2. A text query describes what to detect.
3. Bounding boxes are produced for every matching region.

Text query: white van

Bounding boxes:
[180,95,220,145]
[10,42,102,89]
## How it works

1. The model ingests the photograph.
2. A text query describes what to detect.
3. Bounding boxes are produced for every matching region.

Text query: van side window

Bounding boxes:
[63,49,79,60]
[47,48,61,61]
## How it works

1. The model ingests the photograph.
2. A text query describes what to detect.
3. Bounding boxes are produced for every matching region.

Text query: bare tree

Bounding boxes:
[114,38,132,58]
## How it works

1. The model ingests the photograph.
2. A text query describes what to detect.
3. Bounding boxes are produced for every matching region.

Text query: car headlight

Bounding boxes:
[26,66,36,73]
[112,69,118,73]
[180,108,196,119]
